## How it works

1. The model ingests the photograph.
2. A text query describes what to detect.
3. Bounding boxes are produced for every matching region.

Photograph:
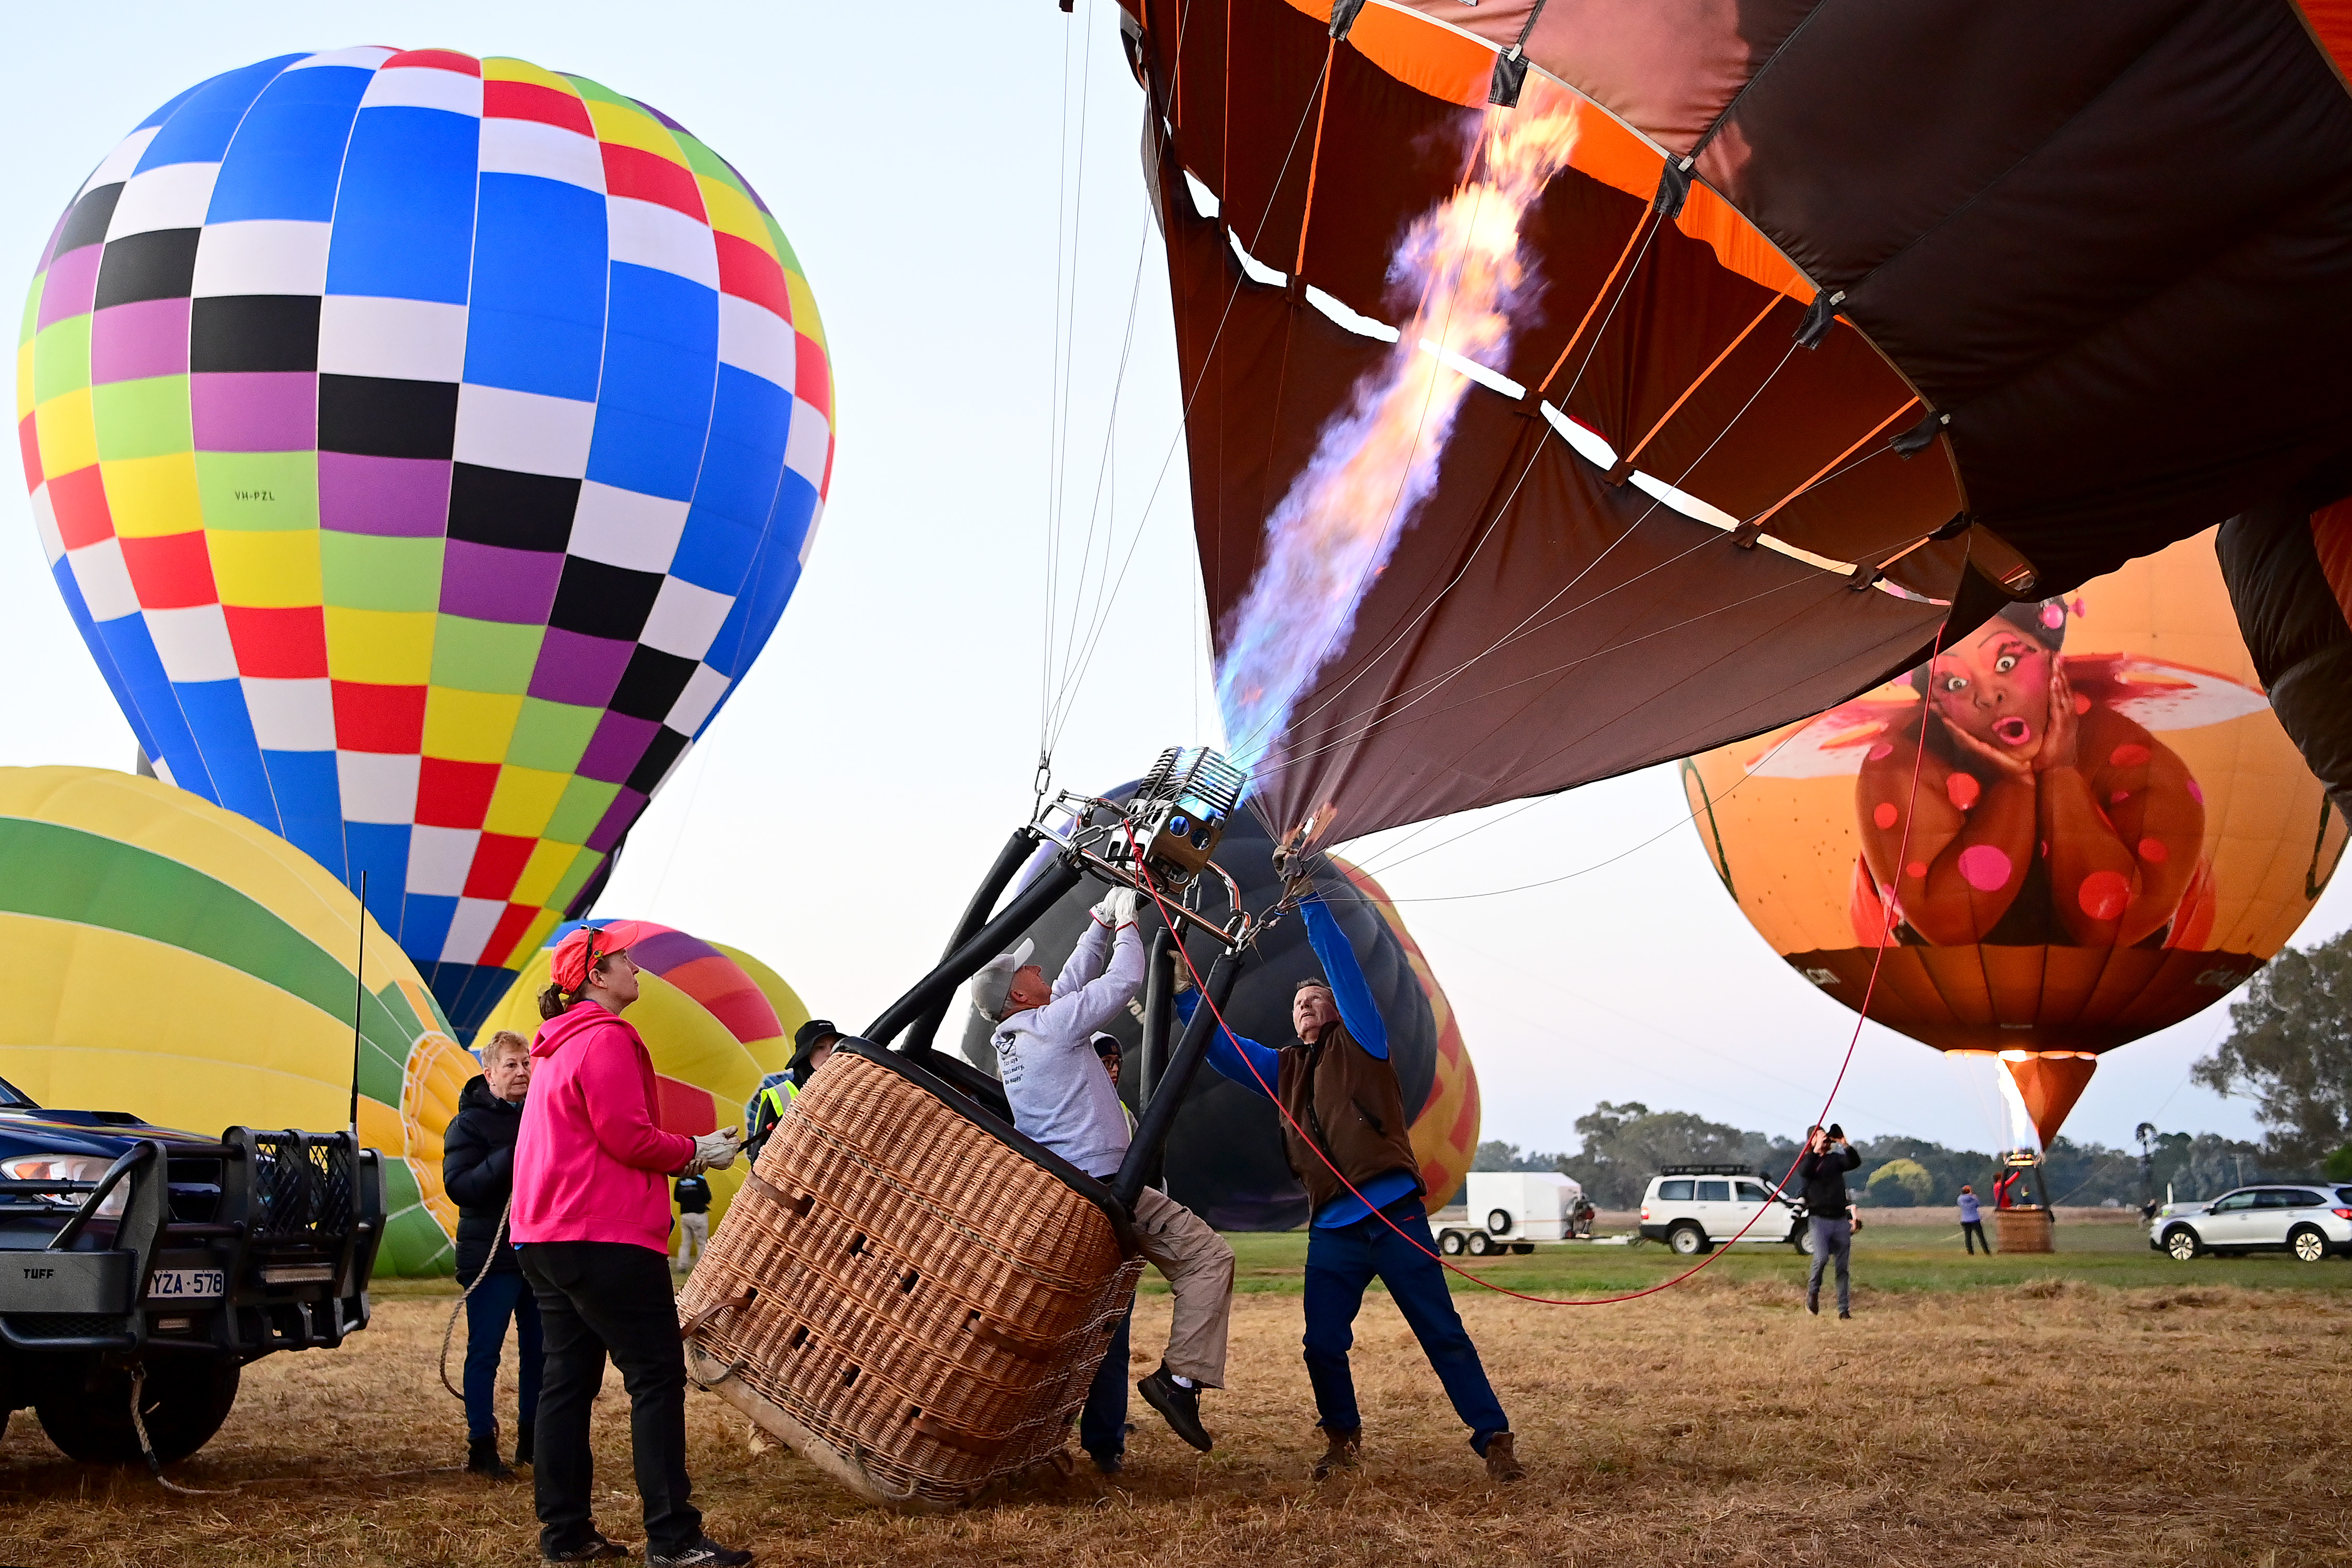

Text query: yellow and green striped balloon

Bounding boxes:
[0,765,468,1273]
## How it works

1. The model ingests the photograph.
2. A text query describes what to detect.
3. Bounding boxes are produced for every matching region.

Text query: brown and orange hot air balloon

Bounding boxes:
[1683,533,2346,1145]
[1107,1,2352,870]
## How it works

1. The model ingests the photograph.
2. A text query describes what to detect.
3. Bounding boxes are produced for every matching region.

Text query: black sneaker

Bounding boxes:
[1087,1448,1124,1475]
[647,1538,753,1567]
[1806,1294,1819,1316]
[544,1534,628,1562]
[1136,1364,1213,1453]
[467,1433,516,1480]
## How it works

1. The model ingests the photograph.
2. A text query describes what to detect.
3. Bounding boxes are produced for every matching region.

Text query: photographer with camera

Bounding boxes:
[1797,1123,1863,1319]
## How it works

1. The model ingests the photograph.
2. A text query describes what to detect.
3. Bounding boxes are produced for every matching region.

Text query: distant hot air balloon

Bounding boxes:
[0,764,480,1275]
[477,919,810,1235]
[1682,534,2347,1145]
[20,49,834,1037]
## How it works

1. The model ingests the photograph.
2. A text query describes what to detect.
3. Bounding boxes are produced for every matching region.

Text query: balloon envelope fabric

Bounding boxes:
[0,765,474,1275]
[1682,532,2345,1146]
[18,48,836,1037]
[477,919,809,1234]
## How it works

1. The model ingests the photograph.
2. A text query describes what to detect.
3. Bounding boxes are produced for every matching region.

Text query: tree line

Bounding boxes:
[1471,1109,2279,1212]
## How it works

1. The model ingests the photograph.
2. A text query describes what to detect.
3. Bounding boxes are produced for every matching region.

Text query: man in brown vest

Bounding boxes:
[1185,874,1524,1483]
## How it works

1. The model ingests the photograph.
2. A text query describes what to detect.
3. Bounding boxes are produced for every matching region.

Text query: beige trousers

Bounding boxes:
[1129,1185,1235,1388]
[673,1210,709,1272]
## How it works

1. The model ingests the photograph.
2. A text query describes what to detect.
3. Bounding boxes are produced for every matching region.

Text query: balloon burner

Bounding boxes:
[1098,746,1247,890]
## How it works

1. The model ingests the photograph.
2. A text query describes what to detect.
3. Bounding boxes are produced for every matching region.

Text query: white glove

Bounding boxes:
[693,1128,742,1172]
[1105,888,1141,928]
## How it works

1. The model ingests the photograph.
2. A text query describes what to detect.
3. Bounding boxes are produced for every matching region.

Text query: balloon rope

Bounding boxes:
[1124,617,1942,1305]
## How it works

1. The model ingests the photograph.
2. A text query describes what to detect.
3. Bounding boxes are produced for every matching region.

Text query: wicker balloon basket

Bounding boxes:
[676,1042,1143,1511]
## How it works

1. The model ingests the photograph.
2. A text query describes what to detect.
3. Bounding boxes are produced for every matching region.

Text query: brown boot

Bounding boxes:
[1312,1427,1361,1481]
[1483,1432,1525,1483]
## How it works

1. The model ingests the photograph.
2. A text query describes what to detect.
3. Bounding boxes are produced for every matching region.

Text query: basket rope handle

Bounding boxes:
[907,1411,998,1456]
[966,1316,1055,1360]
[678,1289,754,1343]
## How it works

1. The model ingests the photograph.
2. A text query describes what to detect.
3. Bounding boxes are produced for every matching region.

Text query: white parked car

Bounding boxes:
[1638,1166,1811,1255]
[2149,1184,2352,1262]
[1435,1172,1594,1256]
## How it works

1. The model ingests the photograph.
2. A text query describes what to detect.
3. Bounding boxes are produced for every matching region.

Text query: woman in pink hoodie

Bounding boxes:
[512,921,748,1567]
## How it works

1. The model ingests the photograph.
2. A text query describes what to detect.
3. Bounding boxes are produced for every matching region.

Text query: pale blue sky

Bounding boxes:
[4,1,2338,1159]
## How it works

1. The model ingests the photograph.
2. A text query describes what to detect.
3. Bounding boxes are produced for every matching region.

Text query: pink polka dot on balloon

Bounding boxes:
[1873,802,1899,830]
[1905,861,1928,880]
[2111,790,2130,805]
[2078,870,2131,921]
[2109,743,2149,768]
[1946,773,1980,811]
[2138,837,2168,864]
[2186,778,2205,803]
[1867,741,1893,762]
[2073,693,2092,715]
[2042,603,2066,629]
[1957,844,2013,892]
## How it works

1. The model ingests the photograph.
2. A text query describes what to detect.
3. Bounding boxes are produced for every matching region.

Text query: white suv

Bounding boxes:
[1637,1166,1811,1255]
[2151,1184,2352,1262]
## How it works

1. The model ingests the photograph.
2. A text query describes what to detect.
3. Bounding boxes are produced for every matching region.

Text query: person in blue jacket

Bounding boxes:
[1180,869,1524,1484]
[1958,1184,1992,1255]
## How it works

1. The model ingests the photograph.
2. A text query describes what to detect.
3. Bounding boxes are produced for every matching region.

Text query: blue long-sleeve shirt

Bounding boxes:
[1181,894,1418,1228]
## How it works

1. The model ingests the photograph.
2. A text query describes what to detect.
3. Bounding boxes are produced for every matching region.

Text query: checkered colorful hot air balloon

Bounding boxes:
[18,48,833,1036]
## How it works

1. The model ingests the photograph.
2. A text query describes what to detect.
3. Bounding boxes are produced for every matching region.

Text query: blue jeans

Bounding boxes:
[1078,1301,1134,1460]
[1304,1198,1508,1453]
[463,1264,543,1443]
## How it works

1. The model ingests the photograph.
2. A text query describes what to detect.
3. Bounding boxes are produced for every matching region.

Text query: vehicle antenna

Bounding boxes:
[347,871,368,1140]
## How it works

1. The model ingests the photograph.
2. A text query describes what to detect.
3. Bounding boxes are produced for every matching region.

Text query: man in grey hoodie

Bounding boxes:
[971,887,1236,1467]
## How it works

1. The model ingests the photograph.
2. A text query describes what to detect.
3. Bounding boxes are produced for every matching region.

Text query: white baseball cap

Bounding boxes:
[968,939,1036,1021]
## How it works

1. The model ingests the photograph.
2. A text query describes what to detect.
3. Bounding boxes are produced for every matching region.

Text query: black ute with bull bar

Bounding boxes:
[0,1073,383,1463]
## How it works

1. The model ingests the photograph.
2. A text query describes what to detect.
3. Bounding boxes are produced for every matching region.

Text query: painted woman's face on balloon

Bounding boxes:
[1927,625,2057,760]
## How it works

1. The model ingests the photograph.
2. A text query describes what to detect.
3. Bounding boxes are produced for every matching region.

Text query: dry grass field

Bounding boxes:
[4,1228,2348,1567]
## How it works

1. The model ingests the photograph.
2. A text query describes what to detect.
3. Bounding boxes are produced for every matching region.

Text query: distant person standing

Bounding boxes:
[1958,1184,1992,1255]
[1798,1124,1863,1319]
[672,1172,712,1274]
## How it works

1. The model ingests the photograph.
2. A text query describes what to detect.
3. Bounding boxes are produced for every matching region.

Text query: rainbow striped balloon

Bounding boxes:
[19,49,833,1035]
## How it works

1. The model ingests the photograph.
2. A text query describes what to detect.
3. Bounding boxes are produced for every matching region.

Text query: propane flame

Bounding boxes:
[1216,87,1581,799]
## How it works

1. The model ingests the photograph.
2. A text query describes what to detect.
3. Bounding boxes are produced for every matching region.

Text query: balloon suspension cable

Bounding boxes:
[1119,615,1944,1305]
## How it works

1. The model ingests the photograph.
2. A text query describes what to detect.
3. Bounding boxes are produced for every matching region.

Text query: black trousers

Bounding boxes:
[520,1241,701,1558]
[1963,1220,1992,1254]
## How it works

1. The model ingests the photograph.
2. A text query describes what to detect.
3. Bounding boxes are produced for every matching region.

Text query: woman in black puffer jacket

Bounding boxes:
[444,1029,543,1478]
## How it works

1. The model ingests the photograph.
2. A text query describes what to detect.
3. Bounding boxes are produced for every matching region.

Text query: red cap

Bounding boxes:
[549,920,658,993]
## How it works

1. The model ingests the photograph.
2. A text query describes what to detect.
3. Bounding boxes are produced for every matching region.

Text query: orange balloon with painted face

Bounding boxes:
[1684,531,2345,1145]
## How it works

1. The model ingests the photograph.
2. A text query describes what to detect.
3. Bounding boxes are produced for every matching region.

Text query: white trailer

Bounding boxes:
[1434,1172,1594,1256]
